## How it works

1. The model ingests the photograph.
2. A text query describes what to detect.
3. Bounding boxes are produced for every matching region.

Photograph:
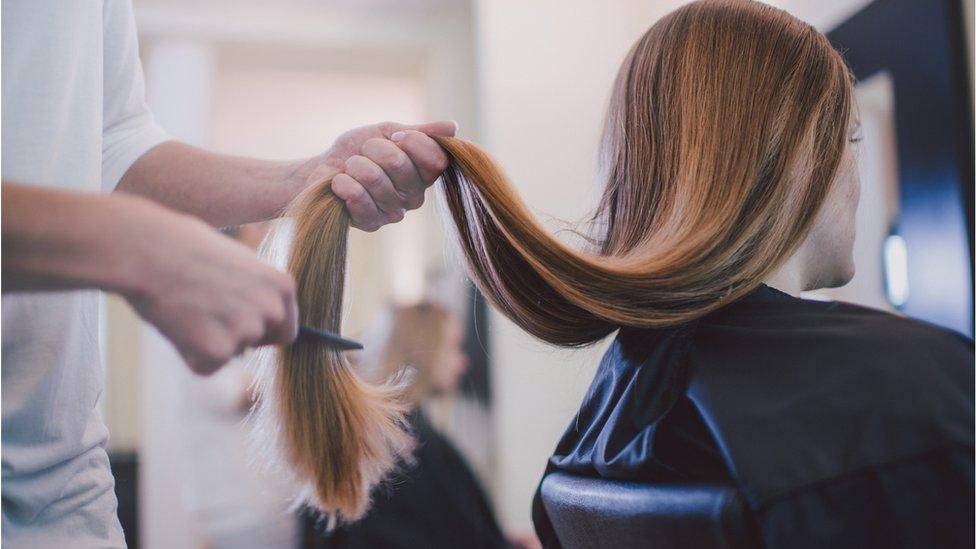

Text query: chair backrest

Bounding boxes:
[540,472,756,549]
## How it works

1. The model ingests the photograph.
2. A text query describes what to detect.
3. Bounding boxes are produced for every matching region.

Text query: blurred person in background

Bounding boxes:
[175,223,299,549]
[1,0,454,546]
[307,302,540,549]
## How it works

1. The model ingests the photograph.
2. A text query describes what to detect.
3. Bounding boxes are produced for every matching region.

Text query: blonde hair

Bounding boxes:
[250,0,853,524]
[358,302,455,397]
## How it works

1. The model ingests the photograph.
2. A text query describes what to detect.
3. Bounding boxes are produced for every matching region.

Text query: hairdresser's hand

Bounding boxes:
[313,120,456,232]
[122,199,299,375]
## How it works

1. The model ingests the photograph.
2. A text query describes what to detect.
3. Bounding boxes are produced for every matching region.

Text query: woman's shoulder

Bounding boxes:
[698,285,973,371]
[690,286,974,440]
[686,286,974,505]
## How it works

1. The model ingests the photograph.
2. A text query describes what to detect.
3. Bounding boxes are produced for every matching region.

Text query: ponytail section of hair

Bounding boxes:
[431,135,767,346]
[250,178,412,523]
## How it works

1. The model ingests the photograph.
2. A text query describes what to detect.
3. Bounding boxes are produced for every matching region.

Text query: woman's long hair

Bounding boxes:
[250,0,853,523]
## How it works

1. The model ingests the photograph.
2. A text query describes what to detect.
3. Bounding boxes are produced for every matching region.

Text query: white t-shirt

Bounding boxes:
[175,358,298,547]
[1,0,168,546]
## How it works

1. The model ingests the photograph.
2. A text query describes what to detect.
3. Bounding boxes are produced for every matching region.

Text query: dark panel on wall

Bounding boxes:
[828,0,974,336]
[460,284,492,404]
[109,452,139,549]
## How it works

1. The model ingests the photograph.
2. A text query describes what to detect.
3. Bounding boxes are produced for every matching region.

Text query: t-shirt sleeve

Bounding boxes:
[100,0,169,192]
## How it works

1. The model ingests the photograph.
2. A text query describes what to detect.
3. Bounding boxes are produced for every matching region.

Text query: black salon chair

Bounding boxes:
[540,472,758,549]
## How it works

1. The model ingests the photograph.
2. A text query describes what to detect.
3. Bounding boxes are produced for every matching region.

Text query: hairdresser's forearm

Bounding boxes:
[116,141,336,227]
[2,182,165,293]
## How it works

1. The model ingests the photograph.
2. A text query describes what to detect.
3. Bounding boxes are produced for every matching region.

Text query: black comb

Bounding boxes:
[298,325,363,350]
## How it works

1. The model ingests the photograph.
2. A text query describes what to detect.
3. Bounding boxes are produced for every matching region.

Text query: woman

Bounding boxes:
[468,2,972,547]
[307,303,535,548]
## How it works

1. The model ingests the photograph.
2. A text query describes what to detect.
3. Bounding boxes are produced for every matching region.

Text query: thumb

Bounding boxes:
[406,120,458,137]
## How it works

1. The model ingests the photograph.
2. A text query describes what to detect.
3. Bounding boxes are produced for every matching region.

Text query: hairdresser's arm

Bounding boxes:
[2,182,298,374]
[116,121,455,230]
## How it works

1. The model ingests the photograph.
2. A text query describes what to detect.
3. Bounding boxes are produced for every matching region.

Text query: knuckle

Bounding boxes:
[401,130,428,149]
[238,312,265,339]
[331,171,353,187]
[344,154,364,172]
[189,362,213,376]
[182,326,232,374]
[386,209,405,223]
[431,150,450,172]
[333,174,367,203]
[273,271,296,296]
[202,338,235,365]
[264,295,287,325]
[344,182,370,206]
[405,193,425,210]
[329,173,350,198]
[347,156,383,184]
[403,132,449,171]
[363,137,387,150]
[184,355,206,374]
[198,361,221,376]
[355,219,381,232]
[366,139,407,170]
[385,149,408,170]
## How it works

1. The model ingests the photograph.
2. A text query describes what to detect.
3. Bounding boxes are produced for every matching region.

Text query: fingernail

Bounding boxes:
[391,131,406,142]
[449,120,459,134]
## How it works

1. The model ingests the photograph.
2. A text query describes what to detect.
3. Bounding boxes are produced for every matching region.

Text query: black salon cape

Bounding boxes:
[532,285,974,548]
[307,410,508,549]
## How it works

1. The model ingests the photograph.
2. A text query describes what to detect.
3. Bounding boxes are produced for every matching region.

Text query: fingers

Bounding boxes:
[349,131,450,213]
[360,138,425,211]
[331,173,386,231]
[377,119,457,139]
[257,272,299,347]
[348,148,412,215]
[333,120,456,231]
[181,326,238,376]
[182,272,298,375]
[405,120,458,137]
[391,130,451,185]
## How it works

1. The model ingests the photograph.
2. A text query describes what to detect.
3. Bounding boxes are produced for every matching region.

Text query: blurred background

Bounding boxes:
[99,0,974,547]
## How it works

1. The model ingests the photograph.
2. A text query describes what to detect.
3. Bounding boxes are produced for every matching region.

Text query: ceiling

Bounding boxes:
[134,0,470,17]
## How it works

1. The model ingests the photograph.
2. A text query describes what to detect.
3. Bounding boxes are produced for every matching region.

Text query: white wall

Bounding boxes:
[767,0,873,29]
[140,39,215,549]
[473,0,687,532]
